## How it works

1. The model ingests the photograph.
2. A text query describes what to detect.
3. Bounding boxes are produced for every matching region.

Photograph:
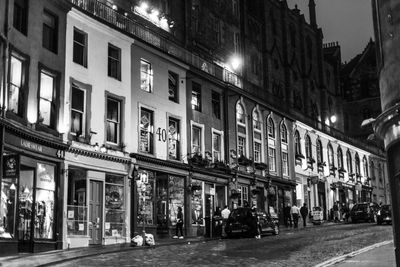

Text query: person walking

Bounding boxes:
[221,205,231,238]
[251,204,261,239]
[173,207,184,239]
[284,203,292,228]
[333,202,339,222]
[300,203,309,227]
[291,203,300,228]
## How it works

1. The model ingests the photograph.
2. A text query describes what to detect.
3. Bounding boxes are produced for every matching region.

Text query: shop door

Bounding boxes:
[89,180,103,245]
[18,167,35,252]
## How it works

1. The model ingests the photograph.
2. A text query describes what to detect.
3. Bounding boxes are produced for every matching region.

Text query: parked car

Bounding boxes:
[225,207,279,238]
[350,202,380,223]
[376,204,392,225]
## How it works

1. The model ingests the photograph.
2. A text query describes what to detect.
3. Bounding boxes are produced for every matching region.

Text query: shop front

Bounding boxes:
[0,128,67,255]
[269,178,296,225]
[64,144,131,249]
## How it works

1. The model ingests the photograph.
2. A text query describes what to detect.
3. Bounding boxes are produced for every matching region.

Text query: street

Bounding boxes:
[53,223,393,267]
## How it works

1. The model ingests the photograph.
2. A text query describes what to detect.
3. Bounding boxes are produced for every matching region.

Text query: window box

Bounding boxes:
[188,154,209,167]
[254,162,268,170]
[238,155,252,166]
[212,160,230,172]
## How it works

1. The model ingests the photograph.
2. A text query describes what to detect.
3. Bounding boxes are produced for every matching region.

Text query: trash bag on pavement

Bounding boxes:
[131,235,143,246]
[145,233,155,246]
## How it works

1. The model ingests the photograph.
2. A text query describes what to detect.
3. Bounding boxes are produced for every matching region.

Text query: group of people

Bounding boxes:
[284,203,309,228]
[332,202,351,222]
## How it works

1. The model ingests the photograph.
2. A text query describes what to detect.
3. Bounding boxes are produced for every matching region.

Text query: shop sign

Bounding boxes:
[3,154,19,178]
[21,139,43,153]
[36,163,55,191]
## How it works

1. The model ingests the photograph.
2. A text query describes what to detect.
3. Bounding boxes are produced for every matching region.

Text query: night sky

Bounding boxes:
[287,0,375,63]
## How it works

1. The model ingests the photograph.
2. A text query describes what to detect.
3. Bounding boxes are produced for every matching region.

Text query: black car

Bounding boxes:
[376,204,392,225]
[225,207,279,238]
[350,202,379,223]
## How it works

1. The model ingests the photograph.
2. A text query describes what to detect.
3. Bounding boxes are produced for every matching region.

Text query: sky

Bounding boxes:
[286,0,375,63]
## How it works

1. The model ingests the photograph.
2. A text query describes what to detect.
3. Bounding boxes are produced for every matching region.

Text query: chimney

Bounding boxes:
[308,0,317,28]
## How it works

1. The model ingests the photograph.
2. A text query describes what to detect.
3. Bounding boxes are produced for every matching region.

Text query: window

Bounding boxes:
[238,136,246,157]
[239,185,248,207]
[267,117,275,138]
[280,123,287,143]
[370,161,375,180]
[212,132,222,162]
[236,103,245,124]
[139,108,153,153]
[268,147,276,172]
[212,91,221,119]
[232,0,239,16]
[253,110,261,130]
[39,70,56,128]
[294,131,301,155]
[140,59,153,92]
[355,153,361,178]
[168,71,178,102]
[42,10,58,53]
[73,28,87,67]
[191,82,201,111]
[67,168,88,236]
[108,44,121,80]
[282,152,288,176]
[70,84,85,136]
[13,0,28,35]
[347,151,353,175]
[192,126,202,154]
[106,97,121,144]
[105,174,126,237]
[254,142,261,163]
[362,156,368,178]
[168,118,180,160]
[337,147,343,170]
[328,144,335,169]
[8,54,25,116]
[316,140,323,164]
[305,135,312,160]
[213,17,221,44]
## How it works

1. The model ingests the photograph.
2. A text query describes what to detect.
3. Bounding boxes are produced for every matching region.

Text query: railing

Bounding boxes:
[68,0,242,88]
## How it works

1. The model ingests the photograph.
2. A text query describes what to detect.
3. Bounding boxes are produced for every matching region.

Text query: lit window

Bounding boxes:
[70,85,85,136]
[236,103,245,124]
[140,59,153,92]
[191,82,201,111]
[108,44,121,80]
[39,70,56,127]
[282,152,288,176]
[212,132,222,162]
[337,147,343,170]
[192,126,202,154]
[253,110,261,130]
[269,148,276,172]
[168,118,180,160]
[106,97,121,144]
[8,55,24,115]
[168,71,178,102]
[73,28,87,67]
[139,108,153,153]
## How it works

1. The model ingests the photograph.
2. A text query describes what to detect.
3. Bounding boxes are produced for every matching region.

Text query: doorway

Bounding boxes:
[89,180,103,245]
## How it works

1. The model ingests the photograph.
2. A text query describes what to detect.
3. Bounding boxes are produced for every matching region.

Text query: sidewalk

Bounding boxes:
[0,220,339,267]
[315,240,395,267]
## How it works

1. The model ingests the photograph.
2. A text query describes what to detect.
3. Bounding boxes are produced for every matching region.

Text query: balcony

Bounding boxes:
[68,0,243,89]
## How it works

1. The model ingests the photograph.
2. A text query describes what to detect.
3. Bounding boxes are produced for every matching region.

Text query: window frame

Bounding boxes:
[252,109,263,163]
[140,59,153,93]
[337,147,343,170]
[191,82,202,112]
[105,93,124,147]
[8,49,28,118]
[294,130,301,155]
[108,43,121,81]
[168,71,179,103]
[167,116,180,160]
[73,27,88,67]
[37,65,59,129]
[328,144,335,169]
[236,102,247,157]
[316,139,323,164]
[13,0,28,35]
[191,122,204,156]
[139,107,154,154]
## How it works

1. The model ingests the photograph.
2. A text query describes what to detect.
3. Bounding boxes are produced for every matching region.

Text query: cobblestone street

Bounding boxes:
[51,223,393,267]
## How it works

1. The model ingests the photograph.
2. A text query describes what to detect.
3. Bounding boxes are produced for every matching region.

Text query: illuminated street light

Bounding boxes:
[330,115,337,123]
[230,56,242,71]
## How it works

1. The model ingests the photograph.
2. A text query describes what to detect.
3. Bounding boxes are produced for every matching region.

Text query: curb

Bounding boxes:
[314,240,393,267]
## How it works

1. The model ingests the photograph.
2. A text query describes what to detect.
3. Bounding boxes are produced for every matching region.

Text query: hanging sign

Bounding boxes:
[3,154,19,178]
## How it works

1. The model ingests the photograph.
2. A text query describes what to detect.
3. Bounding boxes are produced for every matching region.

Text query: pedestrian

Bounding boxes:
[291,203,300,228]
[221,205,231,237]
[173,207,184,239]
[300,203,309,227]
[284,203,292,228]
[251,204,261,239]
[333,202,339,222]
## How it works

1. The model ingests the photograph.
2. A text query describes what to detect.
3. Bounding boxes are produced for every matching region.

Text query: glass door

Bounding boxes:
[18,166,35,252]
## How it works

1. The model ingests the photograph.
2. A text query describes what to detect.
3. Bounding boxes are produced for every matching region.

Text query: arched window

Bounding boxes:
[305,135,312,160]
[294,130,301,155]
[370,161,375,180]
[280,123,287,143]
[328,143,334,169]
[316,139,323,164]
[253,109,262,163]
[236,102,247,157]
[363,156,368,178]
[267,117,275,138]
[346,150,353,176]
[253,109,261,130]
[355,153,361,178]
[337,147,343,170]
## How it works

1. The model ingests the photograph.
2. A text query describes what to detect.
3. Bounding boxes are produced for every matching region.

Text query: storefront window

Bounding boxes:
[18,167,34,241]
[67,168,87,236]
[0,154,18,238]
[105,174,125,237]
[137,170,154,226]
[168,176,184,226]
[191,180,203,225]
